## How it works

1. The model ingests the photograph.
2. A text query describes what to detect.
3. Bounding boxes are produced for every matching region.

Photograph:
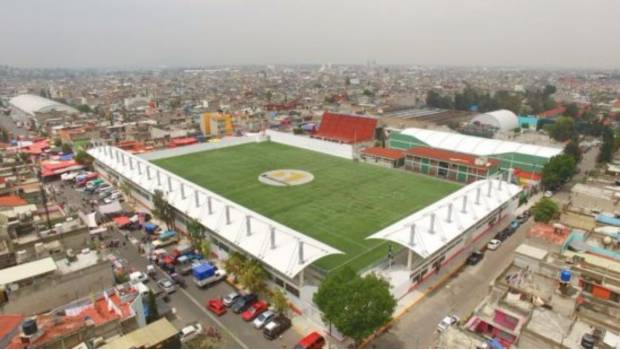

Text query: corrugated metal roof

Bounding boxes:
[0,257,57,286]
[9,94,78,116]
[400,128,562,159]
[100,318,178,349]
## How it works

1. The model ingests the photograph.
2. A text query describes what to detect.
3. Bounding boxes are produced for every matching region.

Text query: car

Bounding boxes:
[206,298,227,316]
[241,300,269,321]
[231,293,258,314]
[487,239,501,251]
[222,292,241,307]
[295,331,326,349]
[544,190,553,198]
[263,314,292,340]
[253,310,275,329]
[96,184,113,194]
[129,271,148,284]
[509,219,520,232]
[466,250,484,265]
[180,322,203,342]
[157,278,176,294]
[437,314,459,332]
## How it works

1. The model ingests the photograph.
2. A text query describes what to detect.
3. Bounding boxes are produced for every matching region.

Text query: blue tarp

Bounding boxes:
[487,338,504,349]
[59,153,74,160]
[192,262,215,280]
[596,213,620,227]
[144,222,158,234]
[159,230,176,240]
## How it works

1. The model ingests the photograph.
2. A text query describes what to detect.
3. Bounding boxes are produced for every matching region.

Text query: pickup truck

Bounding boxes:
[192,262,226,288]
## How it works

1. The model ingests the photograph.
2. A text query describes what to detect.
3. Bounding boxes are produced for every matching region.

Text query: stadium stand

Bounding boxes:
[313,112,377,144]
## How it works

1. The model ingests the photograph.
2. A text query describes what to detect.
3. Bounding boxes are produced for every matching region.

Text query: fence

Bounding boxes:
[139,135,258,161]
[266,130,354,159]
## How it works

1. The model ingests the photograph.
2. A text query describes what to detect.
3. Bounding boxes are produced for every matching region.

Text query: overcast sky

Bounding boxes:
[1,0,618,69]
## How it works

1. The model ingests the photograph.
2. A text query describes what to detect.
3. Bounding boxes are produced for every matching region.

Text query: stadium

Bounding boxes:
[89,114,525,305]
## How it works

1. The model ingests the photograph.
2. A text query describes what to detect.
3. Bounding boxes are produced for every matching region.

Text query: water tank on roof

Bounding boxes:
[22,319,38,335]
[560,269,572,283]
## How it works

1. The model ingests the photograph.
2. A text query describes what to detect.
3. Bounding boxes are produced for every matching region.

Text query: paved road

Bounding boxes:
[52,179,303,349]
[367,216,534,348]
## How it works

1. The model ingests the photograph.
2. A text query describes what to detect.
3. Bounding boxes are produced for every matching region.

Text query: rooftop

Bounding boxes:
[0,257,57,286]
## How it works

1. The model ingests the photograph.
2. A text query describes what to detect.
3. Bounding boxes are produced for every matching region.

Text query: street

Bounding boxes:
[53,179,304,349]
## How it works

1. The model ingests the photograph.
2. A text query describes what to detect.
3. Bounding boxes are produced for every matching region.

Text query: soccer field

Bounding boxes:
[154,142,461,272]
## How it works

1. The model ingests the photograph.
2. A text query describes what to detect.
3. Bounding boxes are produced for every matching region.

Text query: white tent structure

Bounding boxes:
[471,109,519,131]
[9,94,78,117]
[89,145,342,278]
[368,178,521,264]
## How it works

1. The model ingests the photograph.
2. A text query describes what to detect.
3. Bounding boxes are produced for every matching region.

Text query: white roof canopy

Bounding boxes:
[9,94,78,116]
[367,178,521,258]
[400,128,562,159]
[0,257,57,286]
[89,145,342,278]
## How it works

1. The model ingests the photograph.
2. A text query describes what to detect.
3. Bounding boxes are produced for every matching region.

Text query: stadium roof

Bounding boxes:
[399,128,562,159]
[89,145,342,278]
[367,178,521,258]
[9,94,78,116]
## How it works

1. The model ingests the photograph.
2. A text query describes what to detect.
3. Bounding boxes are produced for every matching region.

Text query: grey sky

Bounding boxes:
[1,0,618,69]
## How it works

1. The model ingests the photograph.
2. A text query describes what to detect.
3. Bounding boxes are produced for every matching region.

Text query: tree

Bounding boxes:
[269,288,290,315]
[531,197,559,223]
[1,129,9,143]
[543,84,556,97]
[61,143,73,154]
[545,117,575,142]
[564,103,579,118]
[151,189,175,229]
[541,154,577,190]
[224,252,247,283]
[75,149,94,167]
[146,290,159,323]
[118,181,132,204]
[76,104,92,113]
[314,267,396,345]
[185,333,221,349]
[426,90,453,109]
[563,136,582,163]
[597,127,615,163]
[239,259,267,293]
[54,138,62,147]
[200,240,210,259]
[186,218,204,246]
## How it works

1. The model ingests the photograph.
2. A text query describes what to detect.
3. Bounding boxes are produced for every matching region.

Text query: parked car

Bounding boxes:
[222,292,241,307]
[206,298,227,316]
[466,250,484,265]
[437,314,459,332]
[157,278,176,294]
[241,300,269,321]
[263,314,291,340]
[231,293,258,314]
[180,322,203,342]
[487,239,502,251]
[544,190,553,198]
[129,271,148,284]
[295,331,326,349]
[253,310,275,329]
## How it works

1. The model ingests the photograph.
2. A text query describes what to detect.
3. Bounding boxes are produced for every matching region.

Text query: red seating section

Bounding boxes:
[313,112,377,144]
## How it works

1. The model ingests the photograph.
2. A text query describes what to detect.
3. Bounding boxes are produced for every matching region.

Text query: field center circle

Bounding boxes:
[259,169,314,187]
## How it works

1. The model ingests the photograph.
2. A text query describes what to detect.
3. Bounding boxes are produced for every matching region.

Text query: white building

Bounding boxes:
[471,109,519,131]
[9,94,77,119]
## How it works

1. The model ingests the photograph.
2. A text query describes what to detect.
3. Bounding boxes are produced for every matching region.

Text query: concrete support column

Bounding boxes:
[298,269,305,288]
[156,170,161,186]
[146,166,151,180]
[225,205,231,225]
[137,162,142,175]
[207,197,213,214]
[476,187,481,204]
[461,195,467,213]
[270,226,276,249]
[129,158,133,170]
[429,213,436,234]
[407,249,414,270]
[194,190,200,208]
[121,154,126,166]
[298,240,305,264]
[447,203,453,223]
[487,179,492,197]
[167,176,173,192]
[246,215,252,236]
[180,183,185,199]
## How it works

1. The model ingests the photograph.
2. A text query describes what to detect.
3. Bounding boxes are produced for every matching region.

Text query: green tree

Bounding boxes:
[185,333,220,349]
[543,84,557,97]
[541,154,577,189]
[314,267,396,345]
[597,127,615,163]
[118,181,132,204]
[545,117,575,142]
[563,136,582,163]
[186,218,204,246]
[564,103,579,118]
[239,260,267,293]
[61,143,73,154]
[152,189,175,229]
[146,290,159,323]
[53,138,62,147]
[1,129,10,143]
[269,288,290,315]
[531,197,559,223]
[224,252,247,283]
[200,240,210,259]
[75,149,94,167]
[76,104,92,113]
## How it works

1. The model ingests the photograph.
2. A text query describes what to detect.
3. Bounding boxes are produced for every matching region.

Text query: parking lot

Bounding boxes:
[51,176,304,349]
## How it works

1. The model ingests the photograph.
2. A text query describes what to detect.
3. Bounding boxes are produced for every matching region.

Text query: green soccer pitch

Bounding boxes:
[153,142,461,272]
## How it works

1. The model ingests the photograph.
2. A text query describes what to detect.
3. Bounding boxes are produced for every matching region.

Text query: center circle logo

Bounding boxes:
[259,169,314,187]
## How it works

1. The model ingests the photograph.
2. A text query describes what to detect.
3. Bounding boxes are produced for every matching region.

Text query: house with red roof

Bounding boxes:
[0,315,24,348]
[360,147,405,168]
[539,106,566,118]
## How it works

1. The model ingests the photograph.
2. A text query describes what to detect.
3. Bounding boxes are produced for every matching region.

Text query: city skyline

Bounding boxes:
[1,0,619,70]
